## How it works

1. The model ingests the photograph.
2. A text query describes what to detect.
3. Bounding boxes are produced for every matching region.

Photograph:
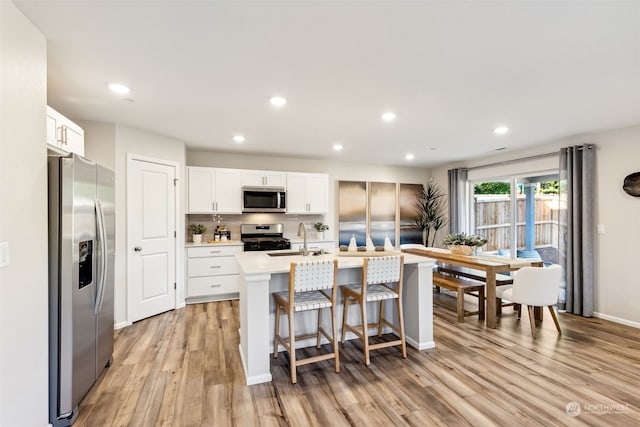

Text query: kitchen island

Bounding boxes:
[236,249,436,385]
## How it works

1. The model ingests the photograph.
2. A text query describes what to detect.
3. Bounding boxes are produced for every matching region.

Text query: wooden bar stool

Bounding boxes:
[340,255,406,366]
[273,259,339,383]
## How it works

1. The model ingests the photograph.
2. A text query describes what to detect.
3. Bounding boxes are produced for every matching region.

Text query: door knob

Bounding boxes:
[134,246,142,252]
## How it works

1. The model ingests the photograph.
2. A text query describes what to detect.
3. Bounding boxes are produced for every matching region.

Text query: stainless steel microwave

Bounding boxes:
[242,187,286,212]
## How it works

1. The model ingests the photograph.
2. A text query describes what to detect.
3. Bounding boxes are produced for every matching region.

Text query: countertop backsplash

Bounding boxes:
[186,213,328,243]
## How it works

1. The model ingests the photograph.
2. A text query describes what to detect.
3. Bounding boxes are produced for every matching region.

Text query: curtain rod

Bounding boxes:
[461,144,594,171]
[465,151,558,171]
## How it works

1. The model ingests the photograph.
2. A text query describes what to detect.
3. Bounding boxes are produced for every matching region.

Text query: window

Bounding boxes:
[470,172,559,264]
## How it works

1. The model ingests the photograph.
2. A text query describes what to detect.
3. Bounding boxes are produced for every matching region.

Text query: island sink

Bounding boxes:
[267,250,304,257]
[267,249,327,257]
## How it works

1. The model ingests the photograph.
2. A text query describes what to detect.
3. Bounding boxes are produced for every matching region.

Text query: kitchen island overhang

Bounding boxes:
[236,250,436,385]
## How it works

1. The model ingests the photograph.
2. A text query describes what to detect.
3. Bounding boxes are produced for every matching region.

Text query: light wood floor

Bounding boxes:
[74,297,640,426]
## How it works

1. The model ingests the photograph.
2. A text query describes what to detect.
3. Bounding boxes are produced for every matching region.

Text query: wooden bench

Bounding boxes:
[432,272,485,323]
[437,265,513,285]
[436,266,517,315]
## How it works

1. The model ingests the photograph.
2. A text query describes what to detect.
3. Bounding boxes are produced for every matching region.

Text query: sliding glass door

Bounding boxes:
[470,172,559,263]
[514,175,560,264]
[470,180,512,253]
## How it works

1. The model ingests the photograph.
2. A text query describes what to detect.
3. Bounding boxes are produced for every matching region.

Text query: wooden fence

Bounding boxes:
[473,194,560,251]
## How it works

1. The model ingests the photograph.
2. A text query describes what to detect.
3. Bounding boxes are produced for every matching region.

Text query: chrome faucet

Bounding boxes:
[298,222,309,256]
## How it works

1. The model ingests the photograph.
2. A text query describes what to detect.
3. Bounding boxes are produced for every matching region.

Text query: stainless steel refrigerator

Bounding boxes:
[48,153,115,426]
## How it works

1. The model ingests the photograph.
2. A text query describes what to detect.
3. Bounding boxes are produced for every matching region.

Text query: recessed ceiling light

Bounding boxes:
[405,153,415,161]
[493,126,509,135]
[233,135,245,143]
[382,111,396,122]
[269,96,287,107]
[332,143,343,151]
[108,83,131,95]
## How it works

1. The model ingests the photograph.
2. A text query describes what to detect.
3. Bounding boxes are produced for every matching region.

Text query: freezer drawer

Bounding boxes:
[188,275,240,297]
[187,256,240,277]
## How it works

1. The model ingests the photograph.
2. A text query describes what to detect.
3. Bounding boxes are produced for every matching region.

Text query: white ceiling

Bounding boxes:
[15,1,640,167]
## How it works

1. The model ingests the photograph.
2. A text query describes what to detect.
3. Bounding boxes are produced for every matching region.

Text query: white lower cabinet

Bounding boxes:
[188,275,240,297]
[186,245,242,300]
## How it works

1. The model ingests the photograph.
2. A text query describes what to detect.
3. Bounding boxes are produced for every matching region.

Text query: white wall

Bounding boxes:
[83,122,186,326]
[115,125,186,324]
[79,120,116,171]
[187,150,432,241]
[0,2,49,425]
[432,124,640,326]
[592,125,640,326]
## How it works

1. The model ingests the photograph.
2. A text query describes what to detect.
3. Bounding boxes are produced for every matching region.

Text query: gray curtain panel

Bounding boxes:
[559,145,596,316]
[448,168,468,233]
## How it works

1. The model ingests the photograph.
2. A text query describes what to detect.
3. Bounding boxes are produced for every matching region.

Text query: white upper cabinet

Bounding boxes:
[214,168,242,213]
[187,167,242,214]
[241,170,286,188]
[46,106,84,155]
[286,172,329,214]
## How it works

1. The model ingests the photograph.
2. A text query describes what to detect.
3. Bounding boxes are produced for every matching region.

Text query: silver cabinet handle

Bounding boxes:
[210,250,221,254]
[210,265,221,269]
[134,246,142,252]
[210,284,222,288]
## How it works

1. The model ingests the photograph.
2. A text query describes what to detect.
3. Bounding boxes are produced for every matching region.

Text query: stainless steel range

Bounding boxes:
[241,223,291,252]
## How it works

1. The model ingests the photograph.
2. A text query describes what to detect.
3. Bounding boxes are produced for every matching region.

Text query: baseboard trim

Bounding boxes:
[593,312,640,329]
[114,321,132,330]
[238,344,272,386]
[406,336,436,351]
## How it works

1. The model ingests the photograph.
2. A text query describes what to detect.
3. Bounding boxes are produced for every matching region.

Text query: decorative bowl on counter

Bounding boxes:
[447,245,474,256]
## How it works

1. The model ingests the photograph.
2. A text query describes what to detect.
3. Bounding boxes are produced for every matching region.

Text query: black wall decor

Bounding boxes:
[623,172,640,197]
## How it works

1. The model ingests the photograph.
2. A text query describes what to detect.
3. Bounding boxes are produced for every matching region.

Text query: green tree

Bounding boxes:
[538,181,559,194]
[473,182,511,194]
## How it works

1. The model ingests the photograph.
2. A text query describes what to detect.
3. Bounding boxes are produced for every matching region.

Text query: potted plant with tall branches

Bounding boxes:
[415,182,448,247]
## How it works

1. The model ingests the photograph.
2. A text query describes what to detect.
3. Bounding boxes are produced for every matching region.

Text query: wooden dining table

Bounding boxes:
[402,248,542,328]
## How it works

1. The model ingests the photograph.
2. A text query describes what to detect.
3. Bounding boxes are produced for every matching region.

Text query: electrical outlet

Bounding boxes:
[596,224,605,235]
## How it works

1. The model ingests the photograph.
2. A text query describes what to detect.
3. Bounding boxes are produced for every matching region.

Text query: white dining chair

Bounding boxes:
[495,264,562,338]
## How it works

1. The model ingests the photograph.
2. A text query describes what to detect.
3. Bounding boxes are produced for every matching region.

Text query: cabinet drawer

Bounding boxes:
[188,275,239,297]
[187,245,242,258]
[188,256,239,277]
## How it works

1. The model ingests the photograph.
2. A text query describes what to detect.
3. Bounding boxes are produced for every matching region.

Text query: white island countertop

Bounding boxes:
[236,248,433,275]
[236,248,437,385]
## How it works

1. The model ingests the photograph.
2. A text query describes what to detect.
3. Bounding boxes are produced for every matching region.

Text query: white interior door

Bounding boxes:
[127,156,176,322]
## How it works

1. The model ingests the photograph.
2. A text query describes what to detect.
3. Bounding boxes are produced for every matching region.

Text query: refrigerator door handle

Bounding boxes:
[94,199,108,314]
